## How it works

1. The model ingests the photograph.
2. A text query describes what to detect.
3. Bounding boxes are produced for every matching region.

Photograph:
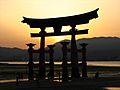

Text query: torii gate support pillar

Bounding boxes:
[60,42,69,82]
[47,45,55,79]
[80,43,88,78]
[26,43,36,81]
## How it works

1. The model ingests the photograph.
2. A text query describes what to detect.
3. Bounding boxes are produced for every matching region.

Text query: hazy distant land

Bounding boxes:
[0,37,120,61]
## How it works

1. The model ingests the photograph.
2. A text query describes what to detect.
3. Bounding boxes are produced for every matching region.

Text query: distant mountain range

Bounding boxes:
[0,37,120,61]
[0,47,27,61]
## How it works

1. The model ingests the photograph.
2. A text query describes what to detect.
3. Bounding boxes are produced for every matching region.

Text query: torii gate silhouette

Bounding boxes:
[22,8,99,79]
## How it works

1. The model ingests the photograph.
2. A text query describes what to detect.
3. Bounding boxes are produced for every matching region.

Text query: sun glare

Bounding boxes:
[54,36,67,43]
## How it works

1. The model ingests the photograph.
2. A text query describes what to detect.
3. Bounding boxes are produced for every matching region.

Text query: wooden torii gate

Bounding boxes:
[22,8,99,79]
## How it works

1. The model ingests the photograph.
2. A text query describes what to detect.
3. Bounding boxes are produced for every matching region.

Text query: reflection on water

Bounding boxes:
[105,87,120,90]
[87,61,120,67]
[0,79,15,83]
[0,79,28,83]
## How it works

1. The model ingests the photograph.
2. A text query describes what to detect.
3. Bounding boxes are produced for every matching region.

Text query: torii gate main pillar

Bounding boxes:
[70,25,80,78]
[39,27,46,79]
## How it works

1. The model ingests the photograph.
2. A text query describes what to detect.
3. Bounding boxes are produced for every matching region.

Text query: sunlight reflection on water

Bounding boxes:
[0,61,120,67]
[105,87,120,90]
[0,79,28,83]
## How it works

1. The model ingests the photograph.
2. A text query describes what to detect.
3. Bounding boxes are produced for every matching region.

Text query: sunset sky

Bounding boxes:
[0,0,120,49]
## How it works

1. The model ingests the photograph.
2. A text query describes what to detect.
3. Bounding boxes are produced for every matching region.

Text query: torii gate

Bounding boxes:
[22,8,99,79]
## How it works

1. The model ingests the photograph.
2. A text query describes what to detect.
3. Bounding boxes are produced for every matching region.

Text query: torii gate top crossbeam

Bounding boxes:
[22,8,99,30]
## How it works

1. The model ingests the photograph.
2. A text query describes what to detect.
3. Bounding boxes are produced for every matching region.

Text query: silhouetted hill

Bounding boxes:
[53,37,120,61]
[0,47,27,61]
[0,37,120,61]
[78,37,120,60]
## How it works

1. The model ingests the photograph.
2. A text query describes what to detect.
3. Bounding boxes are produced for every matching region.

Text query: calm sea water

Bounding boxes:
[0,61,120,90]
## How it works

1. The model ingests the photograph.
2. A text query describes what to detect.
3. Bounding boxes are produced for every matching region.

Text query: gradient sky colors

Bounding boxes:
[0,0,120,49]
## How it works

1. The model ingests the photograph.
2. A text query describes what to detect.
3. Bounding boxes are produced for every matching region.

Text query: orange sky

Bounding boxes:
[0,0,120,49]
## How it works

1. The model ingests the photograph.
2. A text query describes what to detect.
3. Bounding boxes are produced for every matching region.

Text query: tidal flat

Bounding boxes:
[0,62,120,81]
